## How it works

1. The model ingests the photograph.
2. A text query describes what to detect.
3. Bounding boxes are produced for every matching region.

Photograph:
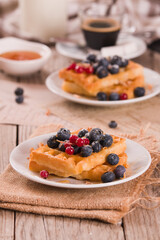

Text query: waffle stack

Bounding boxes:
[29,129,128,182]
[59,61,145,99]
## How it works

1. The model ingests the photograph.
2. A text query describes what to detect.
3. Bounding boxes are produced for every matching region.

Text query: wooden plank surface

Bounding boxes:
[0,48,159,240]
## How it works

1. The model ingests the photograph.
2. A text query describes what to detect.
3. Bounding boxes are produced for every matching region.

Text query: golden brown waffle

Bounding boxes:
[29,135,126,177]
[59,61,144,96]
[62,75,145,99]
[74,153,128,181]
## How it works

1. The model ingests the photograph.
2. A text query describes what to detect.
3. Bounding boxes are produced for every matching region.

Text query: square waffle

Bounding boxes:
[74,153,128,181]
[29,135,126,178]
[59,61,144,97]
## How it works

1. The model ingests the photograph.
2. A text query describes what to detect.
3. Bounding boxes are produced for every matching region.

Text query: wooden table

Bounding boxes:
[0,48,160,240]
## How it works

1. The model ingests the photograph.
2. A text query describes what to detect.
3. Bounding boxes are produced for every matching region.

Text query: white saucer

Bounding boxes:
[10,132,151,189]
[46,68,160,106]
[0,37,51,76]
[56,34,146,60]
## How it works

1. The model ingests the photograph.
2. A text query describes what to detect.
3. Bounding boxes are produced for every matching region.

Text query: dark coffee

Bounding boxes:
[82,18,121,50]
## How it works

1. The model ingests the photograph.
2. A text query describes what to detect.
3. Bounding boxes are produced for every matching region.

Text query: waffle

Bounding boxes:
[59,61,144,96]
[62,75,145,99]
[29,135,126,178]
[74,153,128,181]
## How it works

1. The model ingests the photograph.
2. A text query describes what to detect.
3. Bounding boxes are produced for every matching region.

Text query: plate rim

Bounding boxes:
[45,67,160,106]
[10,132,152,189]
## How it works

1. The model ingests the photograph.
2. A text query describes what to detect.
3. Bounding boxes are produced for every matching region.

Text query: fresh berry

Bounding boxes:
[58,143,65,152]
[96,66,108,78]
[82,60,90,64]
[120,58,129,67]
[89,128,103,142]
[67,62,76,70]
[78,129,88,138]
[64,141,71,149]
[47,135,59,149]
[107,153,119,165]
[134,87,145,97]
[120,93,128,100]
[69,135,78,144]
[91,141,102,152]
[109,92,120,101]
[15,95,24,104]
[108,120,117,129]
[40,170,49,179]
[14,87,24,96]
[96,92,107,101]
[85,132,90,139]
[86,54,97,63]
[108,64,119,74]
[65,146,74,155]
[73,145,81,154]
[85,66,94,74]
[75,65,84,73]
[81,145,93,157]
[83,138,90,145]
[110,55,122,66]
[76,138,84,147]
[57,128,71,141]
[93,63,99,74]
[101,171,116,183]
[114,165,126,178]
[98,58,109,67]
[100,134,113,147]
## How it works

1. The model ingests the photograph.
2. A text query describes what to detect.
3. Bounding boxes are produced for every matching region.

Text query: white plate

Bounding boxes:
[10,132,151,189]
[56,34,146,60]
[0,37,52,76]
[46,68,160,106]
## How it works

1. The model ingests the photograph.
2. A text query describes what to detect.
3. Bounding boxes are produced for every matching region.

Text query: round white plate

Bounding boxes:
[10,132,151,189]
[56,34,146,60]
[46,68,160,106]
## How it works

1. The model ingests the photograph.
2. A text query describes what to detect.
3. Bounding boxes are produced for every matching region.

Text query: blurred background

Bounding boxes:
[0,0,159,52]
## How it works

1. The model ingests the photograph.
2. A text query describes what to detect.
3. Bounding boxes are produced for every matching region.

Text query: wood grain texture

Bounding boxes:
[0,125,16,240]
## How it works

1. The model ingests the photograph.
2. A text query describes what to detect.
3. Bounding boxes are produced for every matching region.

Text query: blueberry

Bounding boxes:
[57,128,71,141]
[109,92,120,101]
[96,92,107,101]
[47,135,59,149]
[98,58,109,67]
[100,134,113,147]
[89,128,103,142]
[73,145,81,155]
[14,87,24,96]
[81,145,93,157]
[114,165,126,179]
[82,60,90,64]
[134,87,145,97]
[58,142,65,152]
[92,63,99,74]
[85,132,90,139]
[108,64,119,74]
[110,55,122,66]
[96,66,108,79]
[15,95,24,104]
[101,171,116,183]
[86,54,97,63]
[107,153,119,165]
[78,129,88,138]
[108,120,117,129]
[91,141,102,152]
[120,58,129,67]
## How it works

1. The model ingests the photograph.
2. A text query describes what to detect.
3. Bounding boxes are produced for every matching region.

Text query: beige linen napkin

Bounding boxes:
[0,124,159,224]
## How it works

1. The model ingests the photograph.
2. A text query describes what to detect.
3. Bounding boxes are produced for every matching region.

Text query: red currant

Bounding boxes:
[85,66,94,74]
[76,138,84,147]
[69,135,78,144]
[40,170,49,179]
[65,146,74,155]
[64,141,71,149]
[75,65,84,73]
[83,138,90,145]
[120,93,128,100]
[67,63,76,70]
